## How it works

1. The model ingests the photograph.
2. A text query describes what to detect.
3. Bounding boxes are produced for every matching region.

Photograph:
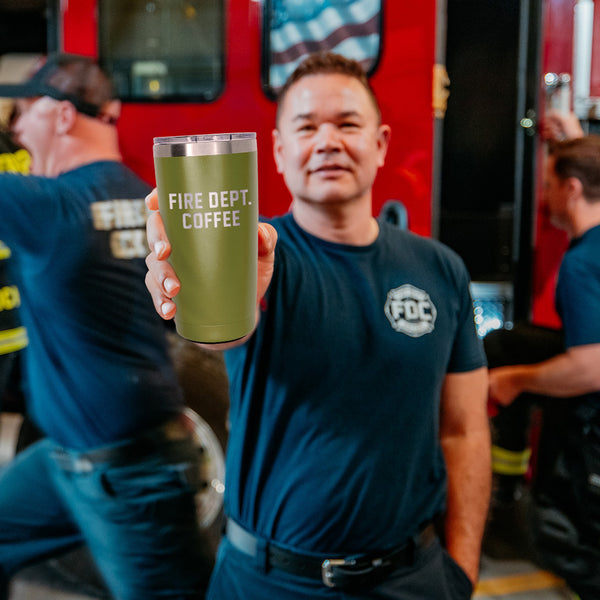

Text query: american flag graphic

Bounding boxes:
[267,0,382,92]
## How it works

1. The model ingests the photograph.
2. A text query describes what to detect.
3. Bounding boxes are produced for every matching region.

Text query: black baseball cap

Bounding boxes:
[0,53,116,119]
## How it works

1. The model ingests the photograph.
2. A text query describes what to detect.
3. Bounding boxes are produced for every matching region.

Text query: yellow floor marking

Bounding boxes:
[474,570,566,597]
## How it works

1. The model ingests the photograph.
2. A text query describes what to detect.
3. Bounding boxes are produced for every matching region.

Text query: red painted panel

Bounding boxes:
[531,0,575,328]
[370,2,435,236]
[590,0,600,96]
[542,0,576,74]
[61,0,97,56]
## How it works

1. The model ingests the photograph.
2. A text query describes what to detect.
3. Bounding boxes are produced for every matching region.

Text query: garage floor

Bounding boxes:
[7,557,576,600]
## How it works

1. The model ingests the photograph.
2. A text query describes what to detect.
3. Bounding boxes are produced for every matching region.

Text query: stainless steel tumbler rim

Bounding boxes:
[153,132,257,157]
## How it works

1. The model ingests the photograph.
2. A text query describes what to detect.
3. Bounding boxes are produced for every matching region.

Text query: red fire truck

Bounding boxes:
[48,0,600,333]
[56,1,434,231]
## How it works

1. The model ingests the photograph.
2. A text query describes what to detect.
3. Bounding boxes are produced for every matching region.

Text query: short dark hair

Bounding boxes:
[550,136,600,201]
[275,52,381,125]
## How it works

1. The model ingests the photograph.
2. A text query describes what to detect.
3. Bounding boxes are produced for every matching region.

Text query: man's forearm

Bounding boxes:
[439,368,491,584]
[442,429,491,585]
[507,346,600,398]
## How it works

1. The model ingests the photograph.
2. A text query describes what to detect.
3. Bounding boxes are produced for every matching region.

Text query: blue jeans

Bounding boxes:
[207,535,473,600]
[0,436,211,599]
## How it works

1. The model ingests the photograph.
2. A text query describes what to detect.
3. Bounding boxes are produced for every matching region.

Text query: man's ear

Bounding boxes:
[565,176,583,201]
[272,128,284,174]
[55,100,78,135]
[376,124,391,168]
[101,99,121,124]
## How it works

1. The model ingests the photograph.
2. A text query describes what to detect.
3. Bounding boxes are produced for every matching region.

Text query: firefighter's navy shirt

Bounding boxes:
[224,214,486,554]
[0,163,181,449]
[556,223,600,410]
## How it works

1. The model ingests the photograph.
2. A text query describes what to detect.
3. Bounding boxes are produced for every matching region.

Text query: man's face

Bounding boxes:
[12,96,59,174]
[542,156,570,230]
[272,73,390,207]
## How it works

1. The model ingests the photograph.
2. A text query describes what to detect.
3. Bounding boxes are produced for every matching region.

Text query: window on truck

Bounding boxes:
[261,0,384,98]
[98,0,225,102]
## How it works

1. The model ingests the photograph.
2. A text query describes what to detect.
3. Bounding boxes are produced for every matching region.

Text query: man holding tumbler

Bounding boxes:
[0,54,210,600]
[146,52,490,600]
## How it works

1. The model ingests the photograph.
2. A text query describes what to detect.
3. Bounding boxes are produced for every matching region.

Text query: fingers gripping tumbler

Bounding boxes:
[153,133,258,343]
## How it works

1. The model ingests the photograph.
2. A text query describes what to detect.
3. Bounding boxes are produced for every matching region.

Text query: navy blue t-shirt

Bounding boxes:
[556,224,600,411]
[0,162,181,449]
[224,214,485,555]
[557,224,600,349]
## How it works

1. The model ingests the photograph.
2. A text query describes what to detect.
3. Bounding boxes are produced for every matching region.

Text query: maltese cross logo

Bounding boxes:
[384,284,437,337]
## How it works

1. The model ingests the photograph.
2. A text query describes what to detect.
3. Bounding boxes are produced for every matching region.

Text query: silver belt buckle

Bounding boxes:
[321,558,352,588]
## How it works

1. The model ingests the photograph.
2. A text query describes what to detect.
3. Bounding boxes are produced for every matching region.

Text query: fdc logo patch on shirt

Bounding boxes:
[384,284,437,337]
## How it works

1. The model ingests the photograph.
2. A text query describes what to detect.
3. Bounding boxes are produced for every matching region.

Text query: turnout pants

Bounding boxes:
[484,323,564,487]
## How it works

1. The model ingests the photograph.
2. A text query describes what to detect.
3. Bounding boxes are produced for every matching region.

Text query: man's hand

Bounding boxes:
[542,109,584,142]
[488,365,526,407]
[144,188,277,322]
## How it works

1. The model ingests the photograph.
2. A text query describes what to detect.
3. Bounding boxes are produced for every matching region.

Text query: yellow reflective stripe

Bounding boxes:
[0,242,11,260]
[491,445,532,475]
[0,326,28,354]
[474,569,566,596]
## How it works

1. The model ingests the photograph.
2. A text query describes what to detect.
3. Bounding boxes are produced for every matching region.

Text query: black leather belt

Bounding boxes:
[51,415,193,472]
[226,518,437,590]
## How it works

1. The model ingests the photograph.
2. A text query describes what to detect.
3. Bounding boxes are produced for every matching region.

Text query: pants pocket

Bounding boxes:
[441,550,473,600]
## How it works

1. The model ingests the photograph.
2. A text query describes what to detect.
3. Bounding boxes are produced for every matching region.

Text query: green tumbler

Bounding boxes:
[153,133,258,343]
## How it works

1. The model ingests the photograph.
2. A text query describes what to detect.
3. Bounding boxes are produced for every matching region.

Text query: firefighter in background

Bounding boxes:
[483,110,586,539]
[485,112,600,599]
[0,102,29,404]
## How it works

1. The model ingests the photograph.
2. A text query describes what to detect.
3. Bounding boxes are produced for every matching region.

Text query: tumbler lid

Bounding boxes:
[153,132,256,157]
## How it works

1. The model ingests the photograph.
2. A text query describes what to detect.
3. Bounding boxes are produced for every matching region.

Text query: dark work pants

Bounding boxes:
[0,436,211,600]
